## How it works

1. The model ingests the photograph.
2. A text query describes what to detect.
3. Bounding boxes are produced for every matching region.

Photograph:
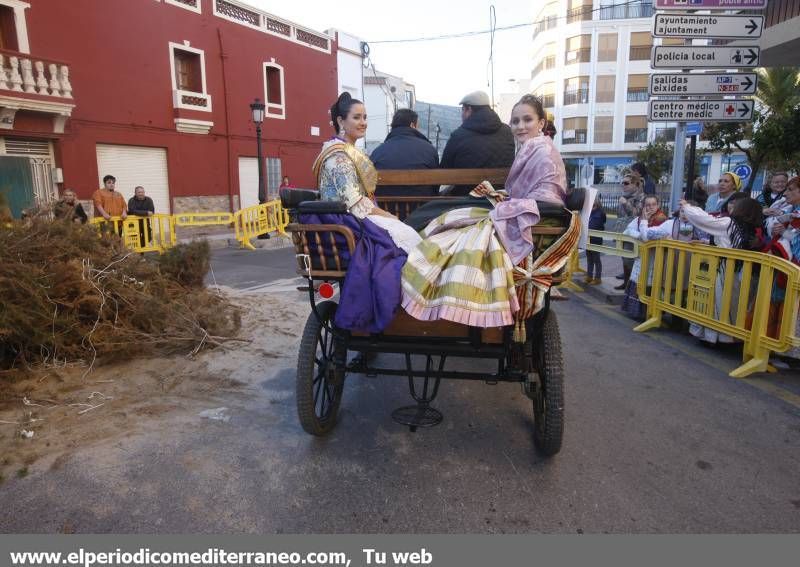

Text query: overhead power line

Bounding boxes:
[366,0,643,44]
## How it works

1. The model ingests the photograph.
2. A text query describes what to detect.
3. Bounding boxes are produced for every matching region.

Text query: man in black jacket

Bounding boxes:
[370,108,439,197]
[440,90,515,196]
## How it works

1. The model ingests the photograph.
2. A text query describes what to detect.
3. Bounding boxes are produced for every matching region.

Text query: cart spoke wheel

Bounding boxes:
[530,309,564,457]
[296,301,345,436]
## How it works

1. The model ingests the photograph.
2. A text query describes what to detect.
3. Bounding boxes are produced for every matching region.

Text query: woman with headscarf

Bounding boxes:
[704,171,741,214]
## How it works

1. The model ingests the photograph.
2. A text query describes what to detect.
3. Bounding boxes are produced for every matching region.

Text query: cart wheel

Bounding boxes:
[296,301,345,435]
[531,309,564,456]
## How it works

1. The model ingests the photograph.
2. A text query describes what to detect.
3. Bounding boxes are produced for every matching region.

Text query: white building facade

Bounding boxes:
[523,0,762,191]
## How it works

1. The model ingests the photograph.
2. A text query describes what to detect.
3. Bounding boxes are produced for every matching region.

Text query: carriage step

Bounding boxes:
[391,404,443,432]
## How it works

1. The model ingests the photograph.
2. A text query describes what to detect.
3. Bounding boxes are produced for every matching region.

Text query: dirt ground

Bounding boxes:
[0,288,308,485]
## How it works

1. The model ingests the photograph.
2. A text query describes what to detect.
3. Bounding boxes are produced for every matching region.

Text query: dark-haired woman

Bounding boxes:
[312,92,421,253]
[402,94,569,328]
[680,197,767,344]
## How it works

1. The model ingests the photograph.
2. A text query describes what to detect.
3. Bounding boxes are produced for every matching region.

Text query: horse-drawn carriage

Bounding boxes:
[280,169,584,457]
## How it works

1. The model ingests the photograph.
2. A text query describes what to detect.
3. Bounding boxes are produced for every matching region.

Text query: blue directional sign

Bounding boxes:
[734,164,752,179]
[685,122,703,136]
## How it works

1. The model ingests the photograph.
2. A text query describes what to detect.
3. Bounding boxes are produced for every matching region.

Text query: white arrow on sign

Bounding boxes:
[653,14,763,38]
[648,99,754,122]
[651,46,760,69]
[655,0,768,10]
[649,73,758,96]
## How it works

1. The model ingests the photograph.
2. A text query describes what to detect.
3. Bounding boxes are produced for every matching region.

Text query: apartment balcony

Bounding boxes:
[533,16,558,36]
[531,55,556,78]
[562,129,588,144]
[629,46,652,61]
[0,49,75,134]
[564,47,591,65]
[599,2,653,20]
[626,88,649,102]
[541,94,555,108]
[624,128,648,143]
[566,6,593,24]
[563,89,590,106]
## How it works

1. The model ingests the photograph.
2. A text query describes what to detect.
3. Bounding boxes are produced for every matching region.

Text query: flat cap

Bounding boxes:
[459,90,490,106]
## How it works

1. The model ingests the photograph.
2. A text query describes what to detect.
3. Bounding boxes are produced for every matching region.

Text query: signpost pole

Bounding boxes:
[686,134,697,202]
[670,122,686,212]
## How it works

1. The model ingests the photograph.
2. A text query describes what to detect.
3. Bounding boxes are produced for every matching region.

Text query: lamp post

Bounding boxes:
[434,122,441,153]
[250,98,266,204]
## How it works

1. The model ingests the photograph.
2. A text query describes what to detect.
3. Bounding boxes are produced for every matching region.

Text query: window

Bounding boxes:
[596,76,615,103]
[174,49,202,92]
[629,32,652,61]
[597,33,617,61]
[566,0,592,23]
[562,117,588,144]
[662,38,684,46]
[266,157,282,200]
[263,62,285,118]
[594,116,613,143]
[563,76,589,105]
[624,115,648,143]
[0,5,17,51]
[627,74,649,102]
[169,42,211,112]
[536,82,556,108]
[565,35,591,64]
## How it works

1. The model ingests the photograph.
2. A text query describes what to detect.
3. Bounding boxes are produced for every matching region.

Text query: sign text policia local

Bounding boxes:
[653,14,763,38]
[651,45,760,69]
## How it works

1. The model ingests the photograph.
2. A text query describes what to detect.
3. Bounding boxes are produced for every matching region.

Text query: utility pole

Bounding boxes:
[426,105,431,139]
[686,133,697,201]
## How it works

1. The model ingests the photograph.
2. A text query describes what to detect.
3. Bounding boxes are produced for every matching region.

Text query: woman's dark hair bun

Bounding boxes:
[330,92,362,134]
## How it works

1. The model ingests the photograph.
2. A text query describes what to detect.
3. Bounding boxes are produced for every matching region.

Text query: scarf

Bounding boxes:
[311,140,378,197]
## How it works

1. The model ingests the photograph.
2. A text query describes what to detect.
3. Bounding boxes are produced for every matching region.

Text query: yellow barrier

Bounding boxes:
[634,240,800,378]
[90,214,176,253]
[233,200,289,250]
[585,229,640,258]
[173,212,234,227]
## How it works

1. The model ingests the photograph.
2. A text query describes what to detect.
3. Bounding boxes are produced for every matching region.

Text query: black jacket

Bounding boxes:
[370,126,440,197]
[128,196,155,216]
[440,106,515,196]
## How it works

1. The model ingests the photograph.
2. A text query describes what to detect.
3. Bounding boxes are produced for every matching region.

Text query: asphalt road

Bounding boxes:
[2,248,799,533]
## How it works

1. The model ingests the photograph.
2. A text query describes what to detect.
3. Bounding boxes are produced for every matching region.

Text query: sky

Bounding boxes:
[248,0,534,106]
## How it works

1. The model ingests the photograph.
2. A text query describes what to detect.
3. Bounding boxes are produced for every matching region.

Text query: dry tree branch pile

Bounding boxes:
[0,215,241,372]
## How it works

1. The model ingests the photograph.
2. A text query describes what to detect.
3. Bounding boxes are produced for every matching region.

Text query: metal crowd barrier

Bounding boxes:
[585,229,640,258]
[633,240,800,378]
[88,200,289,253]
[233,200,290,250]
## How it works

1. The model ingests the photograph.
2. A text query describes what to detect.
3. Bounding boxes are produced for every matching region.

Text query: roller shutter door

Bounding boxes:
[238,157,259,210]
[96,145,170,214]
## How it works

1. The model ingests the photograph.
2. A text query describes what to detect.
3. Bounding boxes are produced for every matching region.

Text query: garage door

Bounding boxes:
[96,145,170,214]
[238,157,259,210]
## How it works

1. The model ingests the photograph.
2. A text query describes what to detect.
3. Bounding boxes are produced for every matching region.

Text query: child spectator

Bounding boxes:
[585,193,606,285]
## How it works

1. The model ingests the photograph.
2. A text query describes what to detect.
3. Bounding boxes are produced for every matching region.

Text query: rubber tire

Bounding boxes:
[532,309,564,457]
[296,301,344,435]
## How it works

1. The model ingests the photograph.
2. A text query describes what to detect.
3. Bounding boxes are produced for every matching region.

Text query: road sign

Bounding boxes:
[686,122,703,136]
[651,46,760,69]
[648,99,754,122]
[734,164,753,179]
[649,73,758,96]
[653,14,763,38]
[655,0,768,9]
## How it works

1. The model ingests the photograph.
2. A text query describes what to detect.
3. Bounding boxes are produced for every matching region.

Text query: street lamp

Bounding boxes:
[434,123,441,153]
[250,98,266,204]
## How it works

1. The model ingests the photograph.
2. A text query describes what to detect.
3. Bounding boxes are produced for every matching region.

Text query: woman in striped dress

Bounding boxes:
[401,95,567,328]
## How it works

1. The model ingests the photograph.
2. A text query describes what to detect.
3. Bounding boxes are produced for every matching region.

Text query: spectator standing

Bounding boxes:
[631,162,656,195]
[687,176,709,209]
[615,172,646,290]
[440,90,514,196]
[370,108,439,197]
[585,194,606,285]
[704,171,741,213]
[92,175,127,234]
[53,188,88,224]
[757,171,789,209]
[279,176,294,190]
[127,186,155,247]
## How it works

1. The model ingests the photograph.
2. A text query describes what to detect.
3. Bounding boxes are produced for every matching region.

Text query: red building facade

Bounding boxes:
[0,0,338,217]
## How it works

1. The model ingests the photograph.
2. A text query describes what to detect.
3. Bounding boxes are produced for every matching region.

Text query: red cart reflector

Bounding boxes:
[318,282,335,299]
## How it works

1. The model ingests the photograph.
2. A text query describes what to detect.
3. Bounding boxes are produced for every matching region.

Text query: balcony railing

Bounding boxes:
[566,5,593,23]
[765,0,800,28]
[563,88,590,105]
[533,15,558,35]
[0,49,73,99]
[531,55,556,78]
[629,46,652,60]
[562,129,588,144]
[599,2,653,20]
[565,47,591,64]
[626,87,649,102]
[624,128,648,143]
[542,94,555,108]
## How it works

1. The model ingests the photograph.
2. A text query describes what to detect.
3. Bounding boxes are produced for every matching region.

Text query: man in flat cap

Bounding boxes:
[440,90,515,196]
